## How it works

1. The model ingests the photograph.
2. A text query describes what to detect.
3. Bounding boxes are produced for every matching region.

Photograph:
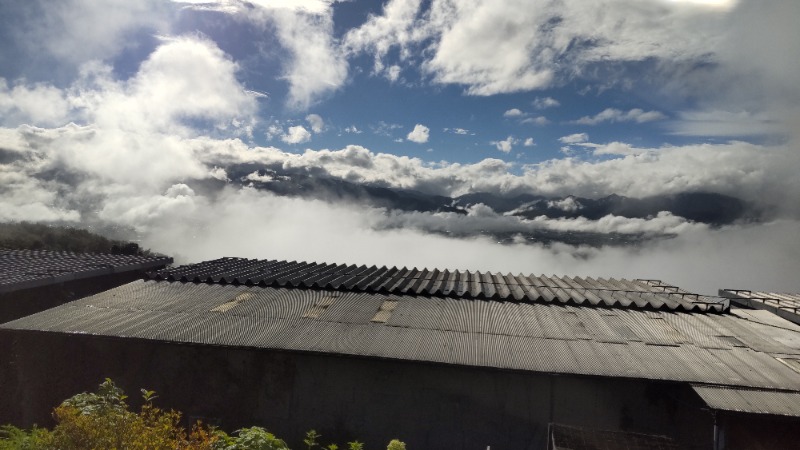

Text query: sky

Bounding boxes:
[1,0,799,294]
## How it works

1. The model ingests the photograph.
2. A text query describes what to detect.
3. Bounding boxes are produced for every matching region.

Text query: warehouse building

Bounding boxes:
[2,257,799,449]
[0,249,172,323]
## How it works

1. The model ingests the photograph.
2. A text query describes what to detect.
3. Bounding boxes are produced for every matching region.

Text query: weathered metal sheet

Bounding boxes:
[693,385,800,417]
[3,280,800,391]
[721,289,800,325]
[149,258,729,312]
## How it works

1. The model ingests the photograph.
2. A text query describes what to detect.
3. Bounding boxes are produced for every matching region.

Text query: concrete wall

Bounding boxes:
[0,331,713,450]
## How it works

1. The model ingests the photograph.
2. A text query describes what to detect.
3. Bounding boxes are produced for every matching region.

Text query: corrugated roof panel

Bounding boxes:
[5,280,799,391]
[693,385,800,417]
[318,292,383,324]
[152,257,725,314]
[721,289,800,326]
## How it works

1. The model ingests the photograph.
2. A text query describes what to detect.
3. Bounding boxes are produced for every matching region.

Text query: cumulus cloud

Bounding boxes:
[3,0,800,302]
[547,197,582,212]
[0,79,72,127]
[533,96,559,109]
[345,0,733,96]
[523,138,535,147]
[179,0,347,110]
[343,0,425,75]
[281,125,311,144]
[558,133,588,144]
[306,113,324,133]
[573,108,667,125]
[272,8,348,110]
[491,136,517,153]
[407,124,430,143]
[503,108,524,117]
[444,127,471,135]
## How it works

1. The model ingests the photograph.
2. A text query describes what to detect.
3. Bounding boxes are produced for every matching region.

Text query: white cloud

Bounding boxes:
[0,79,72,127]
[583,141,648,156]
[668,109,783,137]
[386,65,402,83]
[266,124,283,140]
[272,8,348,110]
[573,108,666,125]
[503,108,524,117]
[179,0,347,110]
[343,0,425,75]
[281,125,311,144]
[344,125,362,134]
[444,127,471,135]
[9,0,169,67]
[558,133,588,144]
[523,138,535,147]
[133,186,800,296]
[491,136,517,153]
[346,0,731,96]
[306,113,324,133]
[521,116,550,126]
[407,124,430,143]
[533,96,560,109]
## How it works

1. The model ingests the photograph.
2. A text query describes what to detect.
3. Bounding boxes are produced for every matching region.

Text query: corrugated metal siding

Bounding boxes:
[692,385,800,417]
[3,281,799,391]
[720,289,800,325]
[150,258,729,313]
[0,249,172,293]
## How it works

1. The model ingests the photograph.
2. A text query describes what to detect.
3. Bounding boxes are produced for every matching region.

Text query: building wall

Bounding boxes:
[0,331,713,449]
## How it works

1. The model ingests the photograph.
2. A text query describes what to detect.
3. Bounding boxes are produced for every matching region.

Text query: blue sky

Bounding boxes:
[2,0,790,167]
[1,0,799,293]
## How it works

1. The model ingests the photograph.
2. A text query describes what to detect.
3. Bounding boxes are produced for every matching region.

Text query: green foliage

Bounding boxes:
[0,379,411,450]
[386,439,407,450]
[0,425,49,450]
[303,429,322,449]
[0,221,151,255]
[214,427,289,450]
[61,378,128,416]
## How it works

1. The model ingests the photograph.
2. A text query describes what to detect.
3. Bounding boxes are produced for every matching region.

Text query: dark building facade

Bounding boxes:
[2,257,799,449]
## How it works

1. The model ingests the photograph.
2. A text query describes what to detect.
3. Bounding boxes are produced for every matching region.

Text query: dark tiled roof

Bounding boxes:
[0,249,172,294]
[150,257,729,313]
[720,289,800,325]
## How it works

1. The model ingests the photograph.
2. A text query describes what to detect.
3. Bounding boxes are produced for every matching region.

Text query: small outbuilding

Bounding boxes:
[2,257,799,449]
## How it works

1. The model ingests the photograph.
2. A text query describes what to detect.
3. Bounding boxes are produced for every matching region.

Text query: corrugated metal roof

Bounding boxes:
[720,289,800,325]
[550,424,679,450]
[149,258,728,313]
[3,280,799,390]
[692,385,800,417]
[0,249,173,294]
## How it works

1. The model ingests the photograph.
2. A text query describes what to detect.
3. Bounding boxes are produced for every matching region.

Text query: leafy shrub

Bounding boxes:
[0,379,409,449]
[386,439,407,450]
